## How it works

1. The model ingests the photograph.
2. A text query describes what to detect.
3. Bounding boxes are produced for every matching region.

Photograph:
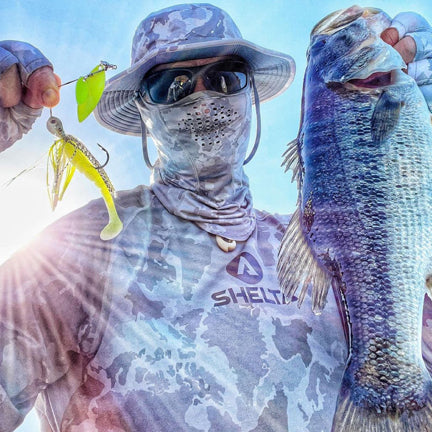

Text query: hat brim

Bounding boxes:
[95,39,295,136]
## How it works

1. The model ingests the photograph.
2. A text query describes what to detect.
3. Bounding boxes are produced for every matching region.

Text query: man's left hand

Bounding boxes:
[382,12,432,110]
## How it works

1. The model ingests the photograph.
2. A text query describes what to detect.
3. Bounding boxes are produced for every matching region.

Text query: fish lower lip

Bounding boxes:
[348,71,392,88]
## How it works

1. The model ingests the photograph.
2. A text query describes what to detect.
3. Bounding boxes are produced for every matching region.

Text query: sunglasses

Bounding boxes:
[141,60,250,104]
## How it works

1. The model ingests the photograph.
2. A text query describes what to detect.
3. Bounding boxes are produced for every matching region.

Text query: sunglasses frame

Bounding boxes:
[140,59,251,105]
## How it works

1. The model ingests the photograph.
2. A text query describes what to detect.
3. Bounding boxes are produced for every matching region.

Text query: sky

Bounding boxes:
[0,0,431,430]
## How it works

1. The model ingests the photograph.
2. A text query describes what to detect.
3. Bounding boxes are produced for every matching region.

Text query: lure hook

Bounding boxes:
[95,143,110,169]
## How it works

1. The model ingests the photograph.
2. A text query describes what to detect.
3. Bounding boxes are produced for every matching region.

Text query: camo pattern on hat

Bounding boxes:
[95,3,295,136]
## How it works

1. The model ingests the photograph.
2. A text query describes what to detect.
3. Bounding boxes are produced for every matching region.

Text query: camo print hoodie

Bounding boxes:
[0,182,351,432]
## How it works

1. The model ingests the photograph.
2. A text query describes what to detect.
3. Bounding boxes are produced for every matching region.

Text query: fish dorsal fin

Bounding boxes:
[371,90,402,143]
[281,136,303,188]
[277,207,332,314]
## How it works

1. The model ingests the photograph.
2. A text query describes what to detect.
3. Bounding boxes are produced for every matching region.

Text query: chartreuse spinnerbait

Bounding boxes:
[44,61,122,240]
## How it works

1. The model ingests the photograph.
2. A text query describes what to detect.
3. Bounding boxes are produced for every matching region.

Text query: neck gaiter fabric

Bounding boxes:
[136,89,256,241]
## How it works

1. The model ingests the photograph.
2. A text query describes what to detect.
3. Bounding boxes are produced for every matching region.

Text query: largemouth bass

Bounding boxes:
[278,6,432,431]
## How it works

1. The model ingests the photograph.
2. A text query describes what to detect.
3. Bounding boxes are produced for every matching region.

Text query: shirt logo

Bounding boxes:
[226,252,263,284]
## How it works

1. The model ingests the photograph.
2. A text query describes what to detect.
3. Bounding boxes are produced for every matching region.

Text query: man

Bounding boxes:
[0,4,432,432]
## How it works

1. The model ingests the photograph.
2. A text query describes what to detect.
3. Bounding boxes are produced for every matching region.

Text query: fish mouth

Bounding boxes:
[347,71,393,89]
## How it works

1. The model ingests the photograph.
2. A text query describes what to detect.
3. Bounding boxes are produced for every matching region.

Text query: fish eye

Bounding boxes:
[312,36,327,48]
[308,36,328,58]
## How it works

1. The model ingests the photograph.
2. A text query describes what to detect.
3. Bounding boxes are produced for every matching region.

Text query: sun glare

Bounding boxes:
[0,171,88,264]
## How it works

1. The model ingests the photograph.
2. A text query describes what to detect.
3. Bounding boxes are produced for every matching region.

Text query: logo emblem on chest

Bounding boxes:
[226,252,263,284]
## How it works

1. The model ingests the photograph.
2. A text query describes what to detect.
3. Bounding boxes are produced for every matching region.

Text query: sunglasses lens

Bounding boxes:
[207,71,247,94]
[206,62,248,94]
[145,70,193,104]
[143,60,249,104]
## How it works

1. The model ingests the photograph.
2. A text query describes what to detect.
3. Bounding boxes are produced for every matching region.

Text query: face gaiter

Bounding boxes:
[136,88,256,241]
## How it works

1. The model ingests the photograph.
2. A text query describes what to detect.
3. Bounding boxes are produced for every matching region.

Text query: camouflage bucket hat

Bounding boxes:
[95,2,296,136]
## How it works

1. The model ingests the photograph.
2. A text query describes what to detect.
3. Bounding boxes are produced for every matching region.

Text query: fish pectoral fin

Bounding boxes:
[277,207,332,314]
[371,90,402,143]
[282,136,303,187]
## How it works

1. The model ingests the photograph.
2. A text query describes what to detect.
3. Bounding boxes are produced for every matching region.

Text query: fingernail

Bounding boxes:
[42,88,59,107]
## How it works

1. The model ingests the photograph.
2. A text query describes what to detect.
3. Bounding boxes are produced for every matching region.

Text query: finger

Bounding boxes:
[381,28,417,64]
[0,64,21,108]
[393,36,417,64]
[23,66,61,109]
[382,27,418,65]
[0,46,21,108]
[381,27,399,46]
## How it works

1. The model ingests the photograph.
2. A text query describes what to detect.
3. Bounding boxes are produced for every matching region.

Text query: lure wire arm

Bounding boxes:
[60,61,118,87]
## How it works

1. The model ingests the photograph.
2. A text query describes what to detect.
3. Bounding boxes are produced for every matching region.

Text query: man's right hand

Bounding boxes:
[0,41,61,151]
[0,41,60,109]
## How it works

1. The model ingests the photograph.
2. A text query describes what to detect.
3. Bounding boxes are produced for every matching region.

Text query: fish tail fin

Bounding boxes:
[332,373,432,431]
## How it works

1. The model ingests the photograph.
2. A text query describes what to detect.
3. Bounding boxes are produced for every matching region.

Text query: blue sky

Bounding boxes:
[0,1,431,430]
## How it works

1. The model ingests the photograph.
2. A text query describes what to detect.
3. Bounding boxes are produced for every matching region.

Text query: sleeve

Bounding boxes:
[0,103,42,152]
[0,201,112,431]
[0,40,53,152]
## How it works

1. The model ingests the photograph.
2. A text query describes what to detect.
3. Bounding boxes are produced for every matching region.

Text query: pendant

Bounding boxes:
[216,235,237,252]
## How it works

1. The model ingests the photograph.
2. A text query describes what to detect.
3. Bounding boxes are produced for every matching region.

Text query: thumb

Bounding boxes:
[23,66,61,109]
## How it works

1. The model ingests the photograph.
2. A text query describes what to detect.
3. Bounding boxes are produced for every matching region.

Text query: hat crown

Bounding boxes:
[132,3,242,65]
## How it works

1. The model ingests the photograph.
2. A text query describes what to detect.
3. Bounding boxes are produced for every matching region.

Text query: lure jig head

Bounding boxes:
[46,116,109,169]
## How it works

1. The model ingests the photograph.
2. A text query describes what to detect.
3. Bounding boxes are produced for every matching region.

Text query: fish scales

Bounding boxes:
[278,5,432,431]
[308,69,431,396]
